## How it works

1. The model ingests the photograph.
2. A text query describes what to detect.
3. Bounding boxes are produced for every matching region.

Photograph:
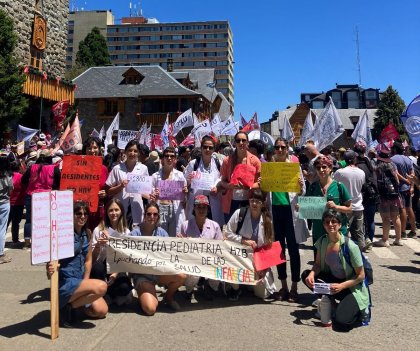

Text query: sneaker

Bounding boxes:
[401,232,407,240]
[10,241,23,249]
[373,239,390,247]
[392,240,404,246]
[408,231,417,238]
[0,255,12,264]
[164,299,181,311]
[227,288,241,301]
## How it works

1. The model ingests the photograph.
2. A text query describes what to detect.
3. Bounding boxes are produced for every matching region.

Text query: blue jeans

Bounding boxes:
[0,202,11,255]
[364,204,376,241]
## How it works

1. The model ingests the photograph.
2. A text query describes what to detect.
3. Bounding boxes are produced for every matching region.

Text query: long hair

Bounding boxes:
[249,189,273,245]
[74,200,92,240]
[101,198,128,234]
[272,137,289,162]
[82,136,103,156]
[230,131,249,175]
[144,202,160,228]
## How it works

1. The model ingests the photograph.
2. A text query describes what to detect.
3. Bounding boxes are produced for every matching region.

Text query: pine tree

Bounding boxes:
[373,85,406,140]
[75,27,111,68]
[0,10,28,132]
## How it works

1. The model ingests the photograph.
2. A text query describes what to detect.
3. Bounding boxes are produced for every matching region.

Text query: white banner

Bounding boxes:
[298,110,315,147]
[107,236,256,285]
[220,116,239,136]
[17,124,38,143]
[126,173,152,194]
[172,109,194,137]
[104,113,120,155]
[117,130,140,149]
[280,114,295,142]
[210,113,223,136]
[191,119,212,141]
[351,110,372,147]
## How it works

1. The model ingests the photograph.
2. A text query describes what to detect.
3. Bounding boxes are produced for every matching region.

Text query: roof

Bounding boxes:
[312,108,377,129]
[74,65,200,99]
[170,72,189,80]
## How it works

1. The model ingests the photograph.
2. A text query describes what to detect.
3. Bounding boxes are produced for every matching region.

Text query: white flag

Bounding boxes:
[351,110,372,147]
[220,116,239,136]
[91,128,100,138]
[310,98,344,151]
[17,124,38,143]
[280,114,295,143]
[139,123,147,144]
[210,113,223,136]
[191,119,212,142]
[161,115,169,149]
[104,113,120,154]
[98,125,105,140]
[298,110,315,147]
[172,109,194,137]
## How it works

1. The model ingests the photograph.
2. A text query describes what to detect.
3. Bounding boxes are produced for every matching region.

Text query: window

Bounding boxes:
[331,91,342,108]
[30,48,42,69]
[105,100,118,115]
[365,90,377,99]
[312,101,324,109]
[347,91,359,108]
[172,35,182,40]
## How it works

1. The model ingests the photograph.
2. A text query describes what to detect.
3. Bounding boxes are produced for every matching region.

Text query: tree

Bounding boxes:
[372,85,406,140]
[75,27,111,68]
[0,10,28,132]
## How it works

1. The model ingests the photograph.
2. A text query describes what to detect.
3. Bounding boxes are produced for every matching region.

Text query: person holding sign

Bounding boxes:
[184,135,224,227]
[301,210,370,329]
[46,201,108,327]
[220,132,261,222]
[91,199,133,306]
[303,156,352,257]
[130,202,187,315]
[268,138,308,303]
[106,140,149,228]
[225,189,277,301]
[150,147,188,237]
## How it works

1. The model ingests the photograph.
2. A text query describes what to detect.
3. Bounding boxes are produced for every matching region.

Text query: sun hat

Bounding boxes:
[149,150,160,164]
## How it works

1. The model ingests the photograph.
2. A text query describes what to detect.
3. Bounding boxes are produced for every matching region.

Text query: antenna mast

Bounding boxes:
[355,26,362,86]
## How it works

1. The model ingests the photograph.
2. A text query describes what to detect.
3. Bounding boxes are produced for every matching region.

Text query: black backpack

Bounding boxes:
[235,206,248,235]
[376,162,399,199]
[193,156,221,172]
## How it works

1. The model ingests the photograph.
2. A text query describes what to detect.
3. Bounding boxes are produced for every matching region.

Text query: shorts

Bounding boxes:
[132,273,159,290]
[400,190,412,208]
[378,196,403,214]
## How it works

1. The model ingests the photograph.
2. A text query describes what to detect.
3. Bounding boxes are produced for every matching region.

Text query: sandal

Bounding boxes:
[275,288,289,301]
[288,290,299,303]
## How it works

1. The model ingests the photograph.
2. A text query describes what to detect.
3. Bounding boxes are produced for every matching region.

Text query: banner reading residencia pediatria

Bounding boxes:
[107,236,256,285]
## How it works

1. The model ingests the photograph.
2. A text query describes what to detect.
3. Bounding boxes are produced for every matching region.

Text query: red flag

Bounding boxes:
[52,100,70,131]
[151,134,163,151]
[241,112,259,132]
[179,133,195,147]
[379,123,400,143]
[240,113,248,128]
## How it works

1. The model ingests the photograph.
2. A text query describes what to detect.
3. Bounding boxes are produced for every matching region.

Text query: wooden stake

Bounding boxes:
[50,260,59,340]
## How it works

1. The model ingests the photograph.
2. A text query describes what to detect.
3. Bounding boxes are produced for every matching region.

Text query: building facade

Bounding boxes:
[66,11,234,109]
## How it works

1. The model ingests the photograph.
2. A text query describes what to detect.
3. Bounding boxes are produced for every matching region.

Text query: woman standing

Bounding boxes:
[130,202,186,315]
[184,135,224,227]
[0,156,13,263]
[47,201,108,327]
[269,138,308,303]
[91,199,133,305]
[302,209,370,329]
[220,131,261,222]
[106,140,149,228]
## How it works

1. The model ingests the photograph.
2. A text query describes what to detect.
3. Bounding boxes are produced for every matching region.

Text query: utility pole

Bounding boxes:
[355,26,362,86]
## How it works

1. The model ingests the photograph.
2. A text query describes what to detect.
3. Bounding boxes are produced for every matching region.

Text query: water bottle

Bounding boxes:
[319,295,332,327]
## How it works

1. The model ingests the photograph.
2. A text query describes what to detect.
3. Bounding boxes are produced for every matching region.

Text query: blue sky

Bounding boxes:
[74,0,420,123]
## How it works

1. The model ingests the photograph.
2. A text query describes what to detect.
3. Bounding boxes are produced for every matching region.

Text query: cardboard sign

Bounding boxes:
[107,236,256,285]
[158,180,185,200]
[117,130,140,149]
[253,241,285,271]
[16,141,25,156]
[261,162,300,192]
[31,191,74,265]
[313,282,331,295]
[191,172,214,191]
[298,196,327,219]
[60,155,102,212]
[230,164,256,188]
[126,173,152,194]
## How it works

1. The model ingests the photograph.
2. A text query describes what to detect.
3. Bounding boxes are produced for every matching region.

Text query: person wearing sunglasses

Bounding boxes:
[304,156,352,257]
[267,138,308,303]
[220,131,261,223]
[46,201,108,327]
[130,202,186,314]
[301,209,370,330]
[184,136,224,227]
[150,147,188,237]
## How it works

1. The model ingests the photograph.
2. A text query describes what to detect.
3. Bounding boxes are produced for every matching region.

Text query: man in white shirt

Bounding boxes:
[334,150,366,250]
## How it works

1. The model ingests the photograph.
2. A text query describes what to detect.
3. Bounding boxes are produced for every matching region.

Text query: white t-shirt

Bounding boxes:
[333,166,365,211]
[92,226,130,262]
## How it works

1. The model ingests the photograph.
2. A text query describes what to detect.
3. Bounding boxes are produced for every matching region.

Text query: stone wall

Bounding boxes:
[0,0,68,77]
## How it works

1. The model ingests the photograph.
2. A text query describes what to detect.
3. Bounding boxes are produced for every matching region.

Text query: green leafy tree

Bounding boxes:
[373,85,406,140]
[75,27,111,68]
[0,10,28,132]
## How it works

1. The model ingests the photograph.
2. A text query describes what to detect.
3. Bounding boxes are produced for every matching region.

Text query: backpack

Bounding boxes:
[376,162,399,199]
[341,237,373,286]
[193,156,221,172]
[361,179,380,204]
[235,206,248,235]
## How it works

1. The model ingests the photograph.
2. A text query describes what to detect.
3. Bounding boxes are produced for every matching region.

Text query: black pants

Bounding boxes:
[301,270,360,327]
[272,205,301,282]
[7,205,24,243]
[91,260,133,299]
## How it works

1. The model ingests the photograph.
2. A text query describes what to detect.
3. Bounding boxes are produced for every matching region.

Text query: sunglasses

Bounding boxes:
[202,145,214,151]
[323,219,339,225]
[75,212,88,217]
[164,154,176,159]
[316,165,328,171]
[275,145,287,150]
[235,138,248,144]
[146,212,159,217]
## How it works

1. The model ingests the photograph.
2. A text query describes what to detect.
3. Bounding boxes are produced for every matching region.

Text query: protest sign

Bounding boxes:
[230,164,256,188]
[157,180,185,200]
[16,141,25,155]
[298,196,327,219]
[117,130,140,149]
[31,190,74,265]
[313,282,331,295]
[253,241,285,271]
[261,162,300,192]
[60,155,102,212]
[107,236,256,285]
[126,173,152,194]
[191,172,214,191]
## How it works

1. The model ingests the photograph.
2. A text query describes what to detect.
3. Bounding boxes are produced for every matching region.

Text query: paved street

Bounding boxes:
[1,216,419,351]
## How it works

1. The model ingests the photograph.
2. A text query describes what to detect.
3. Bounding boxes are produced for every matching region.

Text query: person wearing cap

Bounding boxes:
[303,155,352,256]
[178,194,223,300]
[21,149,61,248]
[337,147,347,168]
[26,151,38,167]
[373,143,403,247]
[391,141,417,239]
[333,150,366,250]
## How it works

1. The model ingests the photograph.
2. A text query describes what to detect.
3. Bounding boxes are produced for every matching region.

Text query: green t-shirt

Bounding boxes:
[272,192,290,205]
[306,180,351,242]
